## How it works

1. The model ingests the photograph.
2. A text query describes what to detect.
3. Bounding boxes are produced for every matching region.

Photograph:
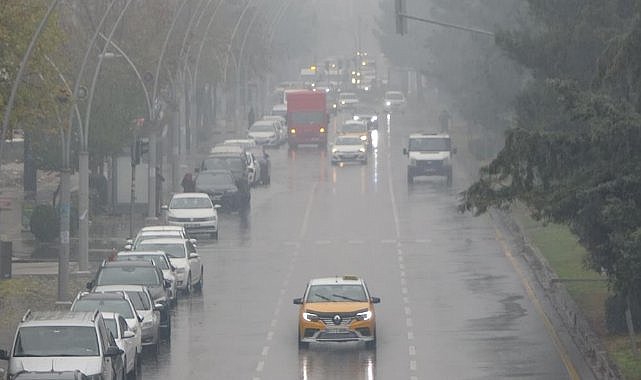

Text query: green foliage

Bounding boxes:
[29,204,59,242]
[463,2,641,295]
[605,293,641,333]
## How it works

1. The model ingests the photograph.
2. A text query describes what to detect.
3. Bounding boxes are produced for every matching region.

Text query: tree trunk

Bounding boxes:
[625,294,639,357]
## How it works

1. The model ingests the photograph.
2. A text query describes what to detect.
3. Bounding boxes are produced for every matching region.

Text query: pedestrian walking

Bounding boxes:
[181,172,196,192]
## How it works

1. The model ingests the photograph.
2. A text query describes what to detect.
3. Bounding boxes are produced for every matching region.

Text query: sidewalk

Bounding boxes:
[2,121,242,276]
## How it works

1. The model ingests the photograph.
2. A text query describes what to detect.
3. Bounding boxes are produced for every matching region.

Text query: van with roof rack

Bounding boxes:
[0,310,125,380]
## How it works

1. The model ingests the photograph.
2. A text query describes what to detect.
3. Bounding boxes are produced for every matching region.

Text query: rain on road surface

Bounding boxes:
[140,108,594,379]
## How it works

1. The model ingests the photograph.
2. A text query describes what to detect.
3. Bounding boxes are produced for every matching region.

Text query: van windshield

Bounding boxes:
[13,326,99,357]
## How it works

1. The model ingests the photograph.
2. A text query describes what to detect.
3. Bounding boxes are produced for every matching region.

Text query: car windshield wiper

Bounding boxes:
[332,294,360,302]
[313,293,330,301]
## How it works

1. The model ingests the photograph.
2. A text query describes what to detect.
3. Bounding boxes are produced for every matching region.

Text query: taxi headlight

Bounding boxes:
[332,148,338,153]
[359,148,366,153]
[320,127,326,133]
[303,312,320,322]
[355,310,372,321]
[385,101,391,106]
[371,115,378,122]
[360,135,367,141]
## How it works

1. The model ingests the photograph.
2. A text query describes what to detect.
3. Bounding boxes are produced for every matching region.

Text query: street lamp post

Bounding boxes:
[70,0,119,275]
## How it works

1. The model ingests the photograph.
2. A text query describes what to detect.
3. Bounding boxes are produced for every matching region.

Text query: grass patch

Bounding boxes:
[512,206,641,379]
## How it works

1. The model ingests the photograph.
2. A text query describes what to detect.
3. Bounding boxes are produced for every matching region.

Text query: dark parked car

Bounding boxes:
[86,260,172,328]
[195,169,250,211]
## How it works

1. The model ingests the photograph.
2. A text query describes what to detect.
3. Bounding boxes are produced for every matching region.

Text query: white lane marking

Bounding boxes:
[409,346,416,356]
[270,319,276,328]
[415,239,430,243]
[398,255,404,262]
[402,287,408,294]
[406,318,413,327]
[405,306,411,316]
[400,270,406,277]
[401,278,407,286]
[399,263,405,270]
[267,331,274,341]
[261,346,269,356]
[299,183,318,240]
[403,297,410,304]
[348,240,365,244]
[410,360,417,371]
[315,240,332,245]
[256,361,264,372]
[408,331,414,340]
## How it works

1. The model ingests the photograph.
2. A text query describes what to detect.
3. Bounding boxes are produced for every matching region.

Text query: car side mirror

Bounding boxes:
[170,264,177,271]
[125,238,133,245]
[189,238,198,246]
[122,330,135,339]
[293,298,303,305]
[189,253,199,260]
[154,303,165,311]
[105,346,124,357]
[0,349,9,360]
[137,314,144,323]
[403,148,408,156]
[86,281,94,290]
[371,297,381,304]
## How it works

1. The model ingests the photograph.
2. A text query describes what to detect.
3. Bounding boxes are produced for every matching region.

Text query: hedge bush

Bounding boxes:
[29,204,59,242]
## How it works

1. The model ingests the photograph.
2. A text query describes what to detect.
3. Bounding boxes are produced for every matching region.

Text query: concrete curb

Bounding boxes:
[491,209,622,380]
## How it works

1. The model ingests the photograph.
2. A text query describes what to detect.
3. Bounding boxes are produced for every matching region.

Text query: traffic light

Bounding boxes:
[395,0,407,35]
[131,137,150,166]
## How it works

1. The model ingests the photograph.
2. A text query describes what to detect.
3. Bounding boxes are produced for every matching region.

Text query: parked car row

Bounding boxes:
[0,225,203,380]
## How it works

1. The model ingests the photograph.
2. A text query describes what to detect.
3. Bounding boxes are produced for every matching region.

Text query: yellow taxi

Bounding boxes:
[293,276,380,349]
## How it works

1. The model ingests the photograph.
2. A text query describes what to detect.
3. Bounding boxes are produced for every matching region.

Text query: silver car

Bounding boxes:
[134,238,203,294]
[101,312,138,378]
[95,286,161,353]
[0,310,125,380]
[116,250,178,305]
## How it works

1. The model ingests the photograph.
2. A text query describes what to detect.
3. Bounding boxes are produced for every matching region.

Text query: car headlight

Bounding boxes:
[385,101,391,106]
[207,215,217,221]
[371,115,378,122]
[355,310,372,321]
[353,115,360,120]
[332,148,338,153]
[303,312,320,322]
[332,103,337,109]
[360,135,367,141]
[359,148,366,153]
[320,127,326,133]
[341,100,346,104]
[290,128,296,134]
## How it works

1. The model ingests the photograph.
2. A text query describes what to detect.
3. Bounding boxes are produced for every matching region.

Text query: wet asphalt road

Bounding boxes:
[140,109,595,379]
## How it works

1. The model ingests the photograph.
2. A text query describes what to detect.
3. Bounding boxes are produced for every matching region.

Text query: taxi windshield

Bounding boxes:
[340,123,366,133]
[306,284,367,302]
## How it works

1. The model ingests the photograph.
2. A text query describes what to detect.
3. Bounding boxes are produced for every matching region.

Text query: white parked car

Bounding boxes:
[134,238,203,295]
[249,120,280,146]
[102,312,138,378]
[163,193,219,239]
[95,285,161,353]
[125,225,196,250]
[261,115,287,144]
[70,291,143,357]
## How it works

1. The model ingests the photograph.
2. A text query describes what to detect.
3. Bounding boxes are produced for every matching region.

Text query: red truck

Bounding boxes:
[286,90,328,148]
